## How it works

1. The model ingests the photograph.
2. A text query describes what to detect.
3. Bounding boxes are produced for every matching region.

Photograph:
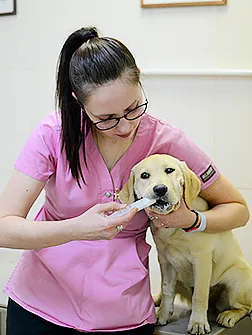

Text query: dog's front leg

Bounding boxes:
[187,253,212,335]
[156,254,177,326]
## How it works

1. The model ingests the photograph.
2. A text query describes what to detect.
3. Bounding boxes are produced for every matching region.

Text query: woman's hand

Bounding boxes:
[145,198,196,229]
[70,202,138,241]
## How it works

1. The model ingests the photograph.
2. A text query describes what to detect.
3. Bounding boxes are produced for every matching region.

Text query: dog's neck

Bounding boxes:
[150,223,177,238]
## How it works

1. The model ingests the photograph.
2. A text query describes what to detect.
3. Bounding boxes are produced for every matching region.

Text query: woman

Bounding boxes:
[0,27,249,335]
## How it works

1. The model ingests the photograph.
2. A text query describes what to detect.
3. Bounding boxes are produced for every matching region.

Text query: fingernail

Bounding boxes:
[119,204,127,208]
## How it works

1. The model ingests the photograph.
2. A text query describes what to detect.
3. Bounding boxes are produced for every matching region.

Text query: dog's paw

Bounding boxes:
[187,321,211,335]
[156,308,173,326]
[153,293,161,307]
[216,310,241,328]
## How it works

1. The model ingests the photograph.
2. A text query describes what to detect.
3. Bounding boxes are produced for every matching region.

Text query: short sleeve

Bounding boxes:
[169,128,220,191]
[14,114,60,182]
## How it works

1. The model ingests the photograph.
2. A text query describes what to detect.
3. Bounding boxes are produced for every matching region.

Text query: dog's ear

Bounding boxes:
[179,161,201,208]
[119,171,135,204]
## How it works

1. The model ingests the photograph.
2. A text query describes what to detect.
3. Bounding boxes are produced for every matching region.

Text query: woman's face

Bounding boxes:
[84,80,144,141]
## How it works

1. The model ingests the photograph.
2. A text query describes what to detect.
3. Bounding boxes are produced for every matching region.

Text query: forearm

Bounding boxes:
[0,216,76,250]
[203,202,250,233]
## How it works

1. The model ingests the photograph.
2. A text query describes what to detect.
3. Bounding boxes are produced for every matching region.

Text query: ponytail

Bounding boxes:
[56,27,98,187]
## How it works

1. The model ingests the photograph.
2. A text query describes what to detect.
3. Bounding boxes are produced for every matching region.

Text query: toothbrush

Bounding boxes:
[109,198,156,218]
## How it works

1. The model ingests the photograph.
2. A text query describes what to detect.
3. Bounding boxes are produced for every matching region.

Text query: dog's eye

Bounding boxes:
[141,172,150,179]
[165,168,175,174]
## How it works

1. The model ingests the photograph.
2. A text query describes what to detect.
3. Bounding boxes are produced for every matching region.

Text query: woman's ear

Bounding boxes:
[71,92,84,109]
[119,172,135,204]
[179,161,201,208]
[72,92,77,100]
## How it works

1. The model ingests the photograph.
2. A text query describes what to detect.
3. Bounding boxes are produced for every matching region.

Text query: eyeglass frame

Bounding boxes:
[92,99,148,131]
[78,88,149,131]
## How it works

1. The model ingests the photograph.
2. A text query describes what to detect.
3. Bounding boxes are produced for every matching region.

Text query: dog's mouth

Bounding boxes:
[150,198,180,214]
[152,199,171,211]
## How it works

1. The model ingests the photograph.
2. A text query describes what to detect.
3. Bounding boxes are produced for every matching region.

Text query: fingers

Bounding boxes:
[102,208,138,240]
[145,209,167,228]
[107,208,138,228]
[145,208,158,217]
[96,202,126,213]
[144,208,152,216]
[149,216,165,228]
[93,203,138,235]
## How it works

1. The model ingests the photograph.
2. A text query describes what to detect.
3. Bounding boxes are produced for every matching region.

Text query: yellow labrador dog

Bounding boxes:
[119,154,252,335]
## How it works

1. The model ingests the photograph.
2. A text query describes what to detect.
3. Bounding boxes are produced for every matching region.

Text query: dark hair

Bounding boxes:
[56,27,140,186]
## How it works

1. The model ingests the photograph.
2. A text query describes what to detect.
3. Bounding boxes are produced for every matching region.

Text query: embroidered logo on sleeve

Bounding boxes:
[200,165,216,183]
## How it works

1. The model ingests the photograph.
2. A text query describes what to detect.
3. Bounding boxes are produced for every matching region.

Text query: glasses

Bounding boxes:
[89,98,148,131]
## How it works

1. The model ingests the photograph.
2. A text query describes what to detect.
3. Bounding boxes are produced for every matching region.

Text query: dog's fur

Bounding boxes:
[119,154,252,335]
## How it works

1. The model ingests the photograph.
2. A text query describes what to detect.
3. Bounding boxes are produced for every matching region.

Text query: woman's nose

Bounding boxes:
[116,117,131,133]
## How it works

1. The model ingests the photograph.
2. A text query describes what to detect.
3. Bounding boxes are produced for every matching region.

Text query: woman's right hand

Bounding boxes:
[71,202,138,241]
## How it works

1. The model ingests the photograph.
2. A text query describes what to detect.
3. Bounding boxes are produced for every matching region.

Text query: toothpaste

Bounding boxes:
[110,198,156,218]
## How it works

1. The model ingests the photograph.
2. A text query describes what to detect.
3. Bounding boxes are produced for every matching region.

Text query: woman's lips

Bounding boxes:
[116,131,132,138]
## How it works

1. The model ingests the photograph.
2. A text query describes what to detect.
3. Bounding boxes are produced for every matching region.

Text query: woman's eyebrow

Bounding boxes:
[125,98,139,111]
[97,98,139,117]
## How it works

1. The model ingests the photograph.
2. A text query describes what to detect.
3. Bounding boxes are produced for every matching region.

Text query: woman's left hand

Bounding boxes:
[145,197,197,229]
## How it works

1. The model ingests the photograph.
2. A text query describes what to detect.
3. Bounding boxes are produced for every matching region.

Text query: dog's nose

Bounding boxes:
[153,184,168,197]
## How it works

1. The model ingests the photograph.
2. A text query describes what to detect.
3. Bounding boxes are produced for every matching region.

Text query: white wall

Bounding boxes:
[0,0,252,304]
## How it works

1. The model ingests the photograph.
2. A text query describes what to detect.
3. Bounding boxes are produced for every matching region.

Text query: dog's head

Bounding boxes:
[119,154,201,214]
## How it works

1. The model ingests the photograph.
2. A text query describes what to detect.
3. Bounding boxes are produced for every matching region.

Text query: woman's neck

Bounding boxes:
[92,127,135,171]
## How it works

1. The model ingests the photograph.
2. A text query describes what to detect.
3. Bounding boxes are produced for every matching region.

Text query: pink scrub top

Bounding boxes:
[4,112,220,332]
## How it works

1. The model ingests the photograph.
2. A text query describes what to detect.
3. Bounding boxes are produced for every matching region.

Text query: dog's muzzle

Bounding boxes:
[153,184,168,197]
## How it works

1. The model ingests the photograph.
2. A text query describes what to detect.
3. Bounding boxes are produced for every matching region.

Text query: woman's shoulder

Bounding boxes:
[143,113,183,140]
[14,113,62,182]
[25,112,62,158]
[37,112,61,134]
[32,112,62,149]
